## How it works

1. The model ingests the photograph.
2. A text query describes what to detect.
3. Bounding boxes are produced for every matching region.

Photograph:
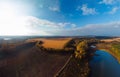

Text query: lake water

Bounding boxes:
[90,50,120,77]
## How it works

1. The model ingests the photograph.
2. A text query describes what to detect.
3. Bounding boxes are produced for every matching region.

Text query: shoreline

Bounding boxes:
[97,48,120,63]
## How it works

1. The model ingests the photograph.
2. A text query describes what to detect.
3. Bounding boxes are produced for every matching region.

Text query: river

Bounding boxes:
[90,50,120,77]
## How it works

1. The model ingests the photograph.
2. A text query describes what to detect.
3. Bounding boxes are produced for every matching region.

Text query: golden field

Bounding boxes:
[101,37,120,42]
[26,38,72,49]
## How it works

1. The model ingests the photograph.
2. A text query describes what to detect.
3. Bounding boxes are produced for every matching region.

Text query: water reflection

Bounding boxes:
[90,50,120,77]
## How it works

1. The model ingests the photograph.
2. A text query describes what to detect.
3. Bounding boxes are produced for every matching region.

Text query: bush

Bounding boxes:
[75,41,89,59]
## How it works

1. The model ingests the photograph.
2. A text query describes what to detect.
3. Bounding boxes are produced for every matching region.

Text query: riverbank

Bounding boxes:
[90,50,120,77]
[58,40,97,77]
[96,43,120,63]
[100,49,120,63]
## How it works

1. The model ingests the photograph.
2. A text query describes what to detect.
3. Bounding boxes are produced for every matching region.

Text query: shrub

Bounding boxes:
[75,41,89,59]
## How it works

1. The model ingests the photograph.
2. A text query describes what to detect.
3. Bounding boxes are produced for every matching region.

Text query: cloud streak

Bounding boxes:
[99,0,114,5]
[49,22,120,36]
[23,16,120,36]
[23,16,76,35]
[109,7,119,14]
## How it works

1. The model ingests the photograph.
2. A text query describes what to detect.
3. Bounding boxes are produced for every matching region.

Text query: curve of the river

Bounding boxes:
[90,50,120,77]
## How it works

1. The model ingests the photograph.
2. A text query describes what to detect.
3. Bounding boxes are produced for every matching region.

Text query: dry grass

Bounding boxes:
[0,41,71,77]
[101,37,120,42]
[26,38,72,49]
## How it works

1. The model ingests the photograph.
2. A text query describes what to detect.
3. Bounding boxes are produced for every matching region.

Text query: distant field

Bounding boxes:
[101,37,120,42]
[27,38,72,49]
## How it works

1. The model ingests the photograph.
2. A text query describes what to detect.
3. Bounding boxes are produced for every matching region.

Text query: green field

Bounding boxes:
[97,42,120,63]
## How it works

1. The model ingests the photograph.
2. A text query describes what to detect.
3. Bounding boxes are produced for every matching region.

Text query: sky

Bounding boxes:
[0,0,120,36]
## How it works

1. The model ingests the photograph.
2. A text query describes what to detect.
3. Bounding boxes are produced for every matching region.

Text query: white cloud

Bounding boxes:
[25,16,76,28]
[49,6,60,12]
[99,0,114,5]
[109,7,119,14]
[22,16,120,36]
[50,21,120,36]
[23,16,76,35]
[80,4,97,15]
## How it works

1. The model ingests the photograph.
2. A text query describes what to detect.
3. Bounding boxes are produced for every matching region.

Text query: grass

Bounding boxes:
[59,57,89,77]
[0,38,94,77]
[27,38,72,49]
[42,38,72,49]
[112,44,120,49]
[0,39,72,77]
[97,42,120,63]
[111,44,120,61]
[101,37,120,42]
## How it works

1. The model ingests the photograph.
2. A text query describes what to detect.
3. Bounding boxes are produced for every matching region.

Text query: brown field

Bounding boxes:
[101,37,120,42]
[26,38,72,49]
[0,38,72,77]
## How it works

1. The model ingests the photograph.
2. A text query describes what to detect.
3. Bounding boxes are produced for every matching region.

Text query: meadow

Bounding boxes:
[26,38,72,49]
[0,37,97,77]
[97,37,120,63]
[0,37,72,77]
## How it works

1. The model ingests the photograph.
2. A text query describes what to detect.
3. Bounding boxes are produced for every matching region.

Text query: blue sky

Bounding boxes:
[0,0,120,36]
